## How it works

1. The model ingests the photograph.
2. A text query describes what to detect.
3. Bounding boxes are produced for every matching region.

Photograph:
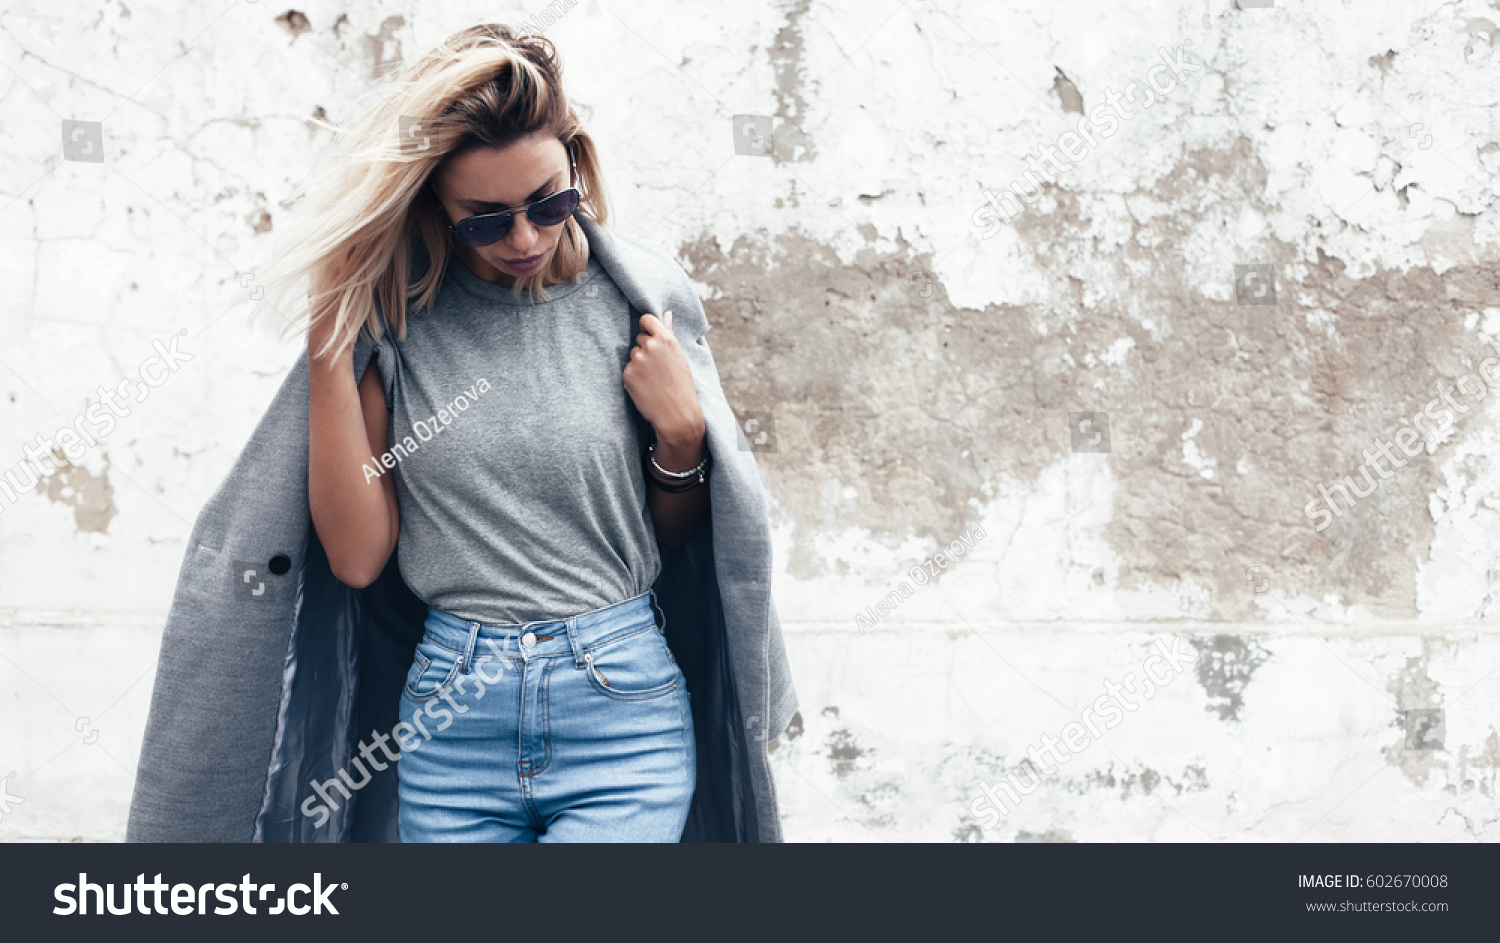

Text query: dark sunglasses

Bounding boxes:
[445,144,581,248]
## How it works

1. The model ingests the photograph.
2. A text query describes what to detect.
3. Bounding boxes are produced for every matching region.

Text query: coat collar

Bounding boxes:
[576,215,710,344]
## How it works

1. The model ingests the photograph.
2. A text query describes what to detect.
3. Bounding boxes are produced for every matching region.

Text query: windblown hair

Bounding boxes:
[256,23,610,363]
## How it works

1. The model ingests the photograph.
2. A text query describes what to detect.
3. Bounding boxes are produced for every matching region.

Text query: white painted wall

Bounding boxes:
[2,0,1498,841]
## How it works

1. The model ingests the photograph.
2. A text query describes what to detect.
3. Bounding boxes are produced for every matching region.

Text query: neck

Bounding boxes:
[454,244,521,289]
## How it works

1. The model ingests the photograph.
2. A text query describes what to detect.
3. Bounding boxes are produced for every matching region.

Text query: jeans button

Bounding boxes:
[521,631,537,649]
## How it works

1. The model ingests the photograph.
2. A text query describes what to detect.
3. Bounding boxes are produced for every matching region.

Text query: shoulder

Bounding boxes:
[601,228,697,294]
[585,218,709,340]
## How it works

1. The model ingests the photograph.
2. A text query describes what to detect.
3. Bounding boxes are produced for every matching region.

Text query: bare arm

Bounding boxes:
[307,314,400,589]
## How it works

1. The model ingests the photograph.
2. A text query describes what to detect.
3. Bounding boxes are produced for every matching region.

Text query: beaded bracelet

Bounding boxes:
[646,440,712,492]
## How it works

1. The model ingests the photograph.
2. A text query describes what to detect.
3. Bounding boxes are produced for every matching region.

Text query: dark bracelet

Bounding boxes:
[646,441,712,492]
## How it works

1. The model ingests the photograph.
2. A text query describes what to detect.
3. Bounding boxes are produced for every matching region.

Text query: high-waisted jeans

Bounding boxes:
[396,588,696,842]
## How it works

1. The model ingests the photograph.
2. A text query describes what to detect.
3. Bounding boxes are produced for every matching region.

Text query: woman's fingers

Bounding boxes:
[635,310,680,352]
[637,310,675,337]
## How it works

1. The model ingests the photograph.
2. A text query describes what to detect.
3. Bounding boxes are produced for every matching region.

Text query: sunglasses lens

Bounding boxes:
[457,215,512,248]
[451,189,578,247]
[528,189,579,227]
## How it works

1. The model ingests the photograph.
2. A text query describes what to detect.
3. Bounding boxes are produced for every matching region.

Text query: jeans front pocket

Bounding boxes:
[403,638,462,703]
[583,624,678,701]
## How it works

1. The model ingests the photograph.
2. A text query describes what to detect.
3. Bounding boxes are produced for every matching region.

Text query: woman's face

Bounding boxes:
[432,132,573,287]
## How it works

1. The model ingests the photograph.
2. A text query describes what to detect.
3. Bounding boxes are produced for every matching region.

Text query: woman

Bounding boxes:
[129,20,795,845]
[288,24,705,841]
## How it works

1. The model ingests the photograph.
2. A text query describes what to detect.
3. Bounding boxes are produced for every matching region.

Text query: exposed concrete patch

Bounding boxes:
[274,10,311,40]
[1367,49,1397,74]
[1167,764,1210,795]
[827,727,869,777]
[1450,728,1499,804]
[364,15,405,82]
[953,820,986,842]
[1190,635,1270,722]
[682,137,1500,613]
[247,193,273,235]
[1082,762,1210,799]
[1384,640,1445,786]
[1015,828,1076,842]
[852,779,901,828]
[1052,68,1083,115]
[38,453,117,535]
[766,708,802,753]
[679,227,1003,581]
[770,0,815,164]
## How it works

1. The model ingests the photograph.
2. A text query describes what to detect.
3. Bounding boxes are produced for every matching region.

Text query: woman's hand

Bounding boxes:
[627,310,712,550]
[622,310,705,449]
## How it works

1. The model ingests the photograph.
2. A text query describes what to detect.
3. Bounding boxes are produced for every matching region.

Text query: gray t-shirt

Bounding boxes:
[369,252,663,625]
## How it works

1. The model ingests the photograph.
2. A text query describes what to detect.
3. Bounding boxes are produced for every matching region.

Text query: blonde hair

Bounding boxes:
[256,23,611,362]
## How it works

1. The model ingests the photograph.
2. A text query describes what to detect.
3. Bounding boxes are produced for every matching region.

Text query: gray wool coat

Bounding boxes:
[126,214,798,843]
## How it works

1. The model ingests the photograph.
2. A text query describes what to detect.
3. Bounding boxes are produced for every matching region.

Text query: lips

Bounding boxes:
[503,252,546,272]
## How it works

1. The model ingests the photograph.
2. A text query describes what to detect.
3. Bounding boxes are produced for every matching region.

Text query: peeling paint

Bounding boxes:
[827,727,869,777]
[6,0,1500,845]
[686,132,1500,617]
[770,0,815,164]
[1052,68,1083,115]
[1385,641,1445,786]
[37,453,117,535]
[1080,763,1210,800]
[274,10,312,40]
[1015,828,1076,842]
[1190,635,1269,722]
[364,15,405,82]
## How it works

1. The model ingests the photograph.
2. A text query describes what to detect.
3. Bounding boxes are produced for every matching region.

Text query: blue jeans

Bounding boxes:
[395,588,696,842]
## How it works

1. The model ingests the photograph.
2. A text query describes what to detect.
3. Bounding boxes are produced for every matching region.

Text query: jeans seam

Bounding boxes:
[534,658,556,776]
[519,769,545,831]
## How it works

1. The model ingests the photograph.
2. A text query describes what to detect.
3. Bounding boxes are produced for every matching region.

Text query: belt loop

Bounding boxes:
[459,621,480,674]
[566,614,585,668]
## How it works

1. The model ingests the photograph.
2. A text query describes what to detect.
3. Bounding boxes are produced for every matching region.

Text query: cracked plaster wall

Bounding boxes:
[1,0,1498,841]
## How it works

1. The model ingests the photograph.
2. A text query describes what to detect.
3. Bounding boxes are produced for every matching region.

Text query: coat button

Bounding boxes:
[268,554,291,575]
[521,632,537,649]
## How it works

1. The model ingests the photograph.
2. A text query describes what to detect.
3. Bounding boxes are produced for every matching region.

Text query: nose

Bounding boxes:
[504,215,541,257]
